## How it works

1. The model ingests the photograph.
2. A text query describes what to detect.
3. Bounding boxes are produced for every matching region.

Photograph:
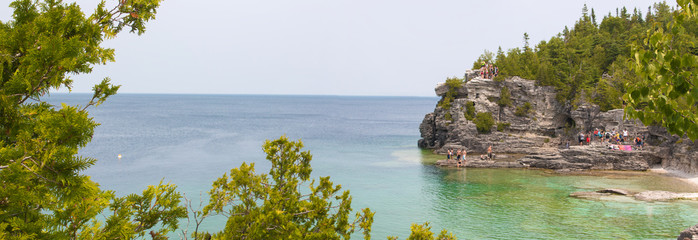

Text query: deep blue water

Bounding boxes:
[47,94,698,239]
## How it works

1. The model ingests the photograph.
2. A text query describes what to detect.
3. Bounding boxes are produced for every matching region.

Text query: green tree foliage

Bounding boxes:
[498,86,512,107]
[486,3,680,107]
[591,56,635,111]
[625,0,698,140]
[464,101,476,121]
[497,122,511,131]
[515,102,534,117]
[0,0,189,239]
[387,222,456,240]
[472,49,494,69]
[198,136,374,240]
[474,112,495,133]
[496,86,512,121]
[437,77,463,110]
[0,1,457,239]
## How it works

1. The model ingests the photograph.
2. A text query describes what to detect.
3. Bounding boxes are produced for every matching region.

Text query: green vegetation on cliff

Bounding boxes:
[464,101,476,120]
[437,77,464,110]
[477,2,695,111]
[515,102,534,117]
[474,112,495,133]
[498,86,513,107]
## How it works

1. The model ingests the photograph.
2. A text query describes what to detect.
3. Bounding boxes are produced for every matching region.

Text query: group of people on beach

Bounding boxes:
[480,62,499,79]
[447,145,493,168]
[447,149,467,167]
[574,128,644,150]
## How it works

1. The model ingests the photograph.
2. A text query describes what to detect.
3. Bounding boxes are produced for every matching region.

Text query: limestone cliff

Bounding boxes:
[419,73,698,174]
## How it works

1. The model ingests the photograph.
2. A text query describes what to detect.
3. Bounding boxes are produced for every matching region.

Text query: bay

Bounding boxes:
[48,94,698,239]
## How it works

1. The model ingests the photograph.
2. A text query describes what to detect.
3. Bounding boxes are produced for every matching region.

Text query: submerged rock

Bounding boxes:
[569,191,611,199]
[634,191,698,202]
[678,224,698,240]
[569,188,698,202]
[597,189,633,195]
[569,188,634,200]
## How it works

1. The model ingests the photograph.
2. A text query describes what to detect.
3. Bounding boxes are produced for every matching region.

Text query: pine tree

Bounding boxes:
[0,1,187,238]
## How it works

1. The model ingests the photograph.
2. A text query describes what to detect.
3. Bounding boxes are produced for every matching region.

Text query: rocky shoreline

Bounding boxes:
[420,75,698,175]
[435,143,661,171]
[420,75,698,239]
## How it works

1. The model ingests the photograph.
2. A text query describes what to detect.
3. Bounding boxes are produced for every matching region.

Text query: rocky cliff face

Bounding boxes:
[419,74,698,174]
[419,76,566,153]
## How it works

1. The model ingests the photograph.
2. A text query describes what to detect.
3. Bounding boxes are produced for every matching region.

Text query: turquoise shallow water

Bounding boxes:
[48,94,698,239]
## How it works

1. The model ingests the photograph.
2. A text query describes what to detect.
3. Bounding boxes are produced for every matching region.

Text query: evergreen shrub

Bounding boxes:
[474,112,495,133]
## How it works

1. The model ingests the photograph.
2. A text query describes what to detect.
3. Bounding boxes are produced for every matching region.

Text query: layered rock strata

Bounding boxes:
[419,75,698,174]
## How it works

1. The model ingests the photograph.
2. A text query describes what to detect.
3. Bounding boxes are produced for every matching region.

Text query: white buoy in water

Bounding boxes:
[118,154,122,160]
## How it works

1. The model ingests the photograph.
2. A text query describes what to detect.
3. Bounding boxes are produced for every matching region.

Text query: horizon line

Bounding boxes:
[50,92,440,98]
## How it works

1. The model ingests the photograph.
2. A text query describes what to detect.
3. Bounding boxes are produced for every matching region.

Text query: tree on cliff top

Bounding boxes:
[625,0,698,141]
[0,0,187,238]
[486,3,678,108]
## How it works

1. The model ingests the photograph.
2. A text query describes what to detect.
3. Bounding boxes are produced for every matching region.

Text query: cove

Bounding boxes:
[345,150,698,239]
[46,94,698,239]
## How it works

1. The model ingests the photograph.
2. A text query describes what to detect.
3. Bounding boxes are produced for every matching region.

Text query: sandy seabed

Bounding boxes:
[651,167,698,187]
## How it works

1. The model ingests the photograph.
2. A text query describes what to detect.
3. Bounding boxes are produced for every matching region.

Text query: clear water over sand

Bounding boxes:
[50,94,698,239]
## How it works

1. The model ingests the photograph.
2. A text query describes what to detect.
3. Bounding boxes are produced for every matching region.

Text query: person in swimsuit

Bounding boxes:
[462,149,467,167]
[456,150,462,167]
[587,132,591,145]
[487,145,493,160]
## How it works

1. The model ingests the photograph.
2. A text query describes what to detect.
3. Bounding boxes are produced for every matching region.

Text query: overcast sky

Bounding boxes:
[1,0,673,96]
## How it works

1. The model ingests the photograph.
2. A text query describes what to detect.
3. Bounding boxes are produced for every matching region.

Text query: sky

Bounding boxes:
[1,0,674,96]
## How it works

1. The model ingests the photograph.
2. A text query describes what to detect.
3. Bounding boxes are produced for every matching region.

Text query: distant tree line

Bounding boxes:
[474,2,696,111]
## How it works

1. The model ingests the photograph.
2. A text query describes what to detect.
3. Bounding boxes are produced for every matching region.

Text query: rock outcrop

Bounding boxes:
[519,145,661,171]
[420,76,565,154]
[678,224,698,240]
[419,74,698,174]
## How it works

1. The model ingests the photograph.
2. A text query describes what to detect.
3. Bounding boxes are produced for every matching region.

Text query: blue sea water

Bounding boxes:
[48,94,698,239]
